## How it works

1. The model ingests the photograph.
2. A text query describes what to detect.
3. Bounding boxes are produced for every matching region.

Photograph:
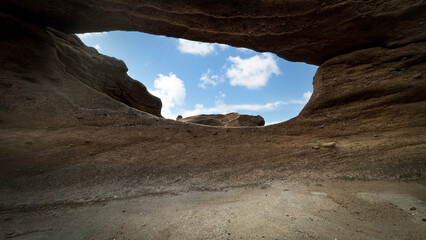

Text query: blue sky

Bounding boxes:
[77,31,317,125]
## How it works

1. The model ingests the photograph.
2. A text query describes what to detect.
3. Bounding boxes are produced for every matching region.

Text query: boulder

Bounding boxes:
[177,112,265,127]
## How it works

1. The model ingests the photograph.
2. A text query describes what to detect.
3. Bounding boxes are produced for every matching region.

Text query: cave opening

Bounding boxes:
[77,31,317,126]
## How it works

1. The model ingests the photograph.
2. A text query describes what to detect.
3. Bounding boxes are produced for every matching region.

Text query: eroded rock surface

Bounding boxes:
[0,14,162,128]
[48,28,163,117]
[0,1,426,239]
[177,112,265,127]
[298,42,426,132]
[1,0,425,65]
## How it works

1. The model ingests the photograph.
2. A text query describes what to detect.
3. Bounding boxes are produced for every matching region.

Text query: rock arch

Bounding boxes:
[1,0,425,130]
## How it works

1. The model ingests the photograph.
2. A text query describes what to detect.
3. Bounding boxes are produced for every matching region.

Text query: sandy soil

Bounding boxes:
[1,180,425,239]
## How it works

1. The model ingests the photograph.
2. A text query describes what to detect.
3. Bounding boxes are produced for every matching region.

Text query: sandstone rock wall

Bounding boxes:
[47,28,162,117]
[0,1,425,131]
[300,43,426,126]
[0,14,162,127]
[1,0,425,65]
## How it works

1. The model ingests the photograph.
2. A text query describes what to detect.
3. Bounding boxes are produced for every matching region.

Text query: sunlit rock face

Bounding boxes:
[177,113,265,127]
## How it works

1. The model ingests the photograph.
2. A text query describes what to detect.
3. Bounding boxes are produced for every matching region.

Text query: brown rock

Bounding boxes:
[177,112,265,127]
[299,42,426,129]
[0,2,426,238]
[0,14,162,127]
[321,142,336,148]
[47,27,162,117]
[1,0,425,65]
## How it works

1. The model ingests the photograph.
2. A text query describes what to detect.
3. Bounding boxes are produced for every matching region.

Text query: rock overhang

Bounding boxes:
[2,0,425,65]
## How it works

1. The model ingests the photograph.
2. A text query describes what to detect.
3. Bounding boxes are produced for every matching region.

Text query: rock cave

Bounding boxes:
[0,1,425,239]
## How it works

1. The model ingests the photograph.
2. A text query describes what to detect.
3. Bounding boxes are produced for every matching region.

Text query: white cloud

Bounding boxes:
[93,44,101,51]
[199,69,220,89]
[303,91,312,102]
[265,121,282,126]
[177,39,215,56]
[236,48,255,54]
[215,91,226,105]
[149,73,186,119]
[183,101,286,117]
[77,32,108,39]
[182,92,306,117]
[217,44,230,50]
[226,53,280,89]
[177,39,230,56]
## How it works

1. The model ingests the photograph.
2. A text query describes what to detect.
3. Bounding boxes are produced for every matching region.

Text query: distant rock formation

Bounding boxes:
[176,113,265,127]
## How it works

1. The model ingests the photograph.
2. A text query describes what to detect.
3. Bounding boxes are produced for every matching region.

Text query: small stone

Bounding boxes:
[410,207,416,211]
[312,145,320,150]
[413,73,422,79]
[321,142,336,148]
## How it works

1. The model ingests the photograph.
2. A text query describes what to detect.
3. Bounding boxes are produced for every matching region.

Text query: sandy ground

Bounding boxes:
[0,122,425,239]
[1,180,425,239]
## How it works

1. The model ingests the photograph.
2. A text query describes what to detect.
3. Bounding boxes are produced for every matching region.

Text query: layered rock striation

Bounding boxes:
[0,0,425,130]
[0,2,426,238]
[0,14,162,127]
[1,0,426,65]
